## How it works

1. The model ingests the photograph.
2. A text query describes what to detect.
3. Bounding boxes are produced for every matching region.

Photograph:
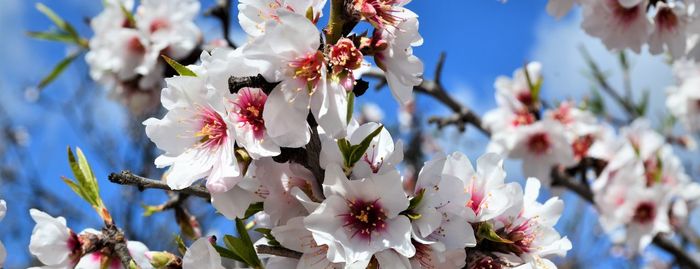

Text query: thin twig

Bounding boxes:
[108,171,211,200]
[256,245,303,259]
[580,46,639,120]
[205,0,236,49]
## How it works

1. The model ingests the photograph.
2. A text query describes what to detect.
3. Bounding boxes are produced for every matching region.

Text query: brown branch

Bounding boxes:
[256,245,303,259]
[364,53,491,136]
[205,0,236,49]
[108,171,211,200]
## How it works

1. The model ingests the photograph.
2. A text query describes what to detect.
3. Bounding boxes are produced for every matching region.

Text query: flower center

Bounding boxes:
[149,18,170,33]
[527,132,551,155]
[512,110,535,126]
[572,135,594,159]
[195,108,228,149]
[655,6,679,33]
[127,36,146,54]
[231,87,267,140]
[633,201,656,224]
[290,51,325,91]
[341,199,387,240]
[353,0,402,29]
[610,0,642,26]
[330,38,363,74]
[362,144,385,173]
[516,91,534,107]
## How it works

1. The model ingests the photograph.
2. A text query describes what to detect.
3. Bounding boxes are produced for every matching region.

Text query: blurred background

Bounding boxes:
[0,0,694,268]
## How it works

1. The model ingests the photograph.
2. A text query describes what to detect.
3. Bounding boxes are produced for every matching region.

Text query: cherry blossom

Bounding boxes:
[581,0,651,53]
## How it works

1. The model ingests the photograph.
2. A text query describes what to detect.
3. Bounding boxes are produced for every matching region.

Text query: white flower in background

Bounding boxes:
[667,76,700,133]
[493,178,572,268]
[504,120,576,186]
[410,153,476,268]
[135,0,201,60]
[29,209,80,268]
[238,0,327,38]
[320,121,403,179]
[245,12,348,145]
[374,8,424,104]
[0,200,5,268]
[547,0,576,19]
[359,103,385,123]
[545,101,599,139]
[271,217,343,268]
[86,0,201,90]
[144,73,240,193]
[494,62,541,111]
[581,0,651,53]
[648,1,690,59]
[608,184,672,252]
[182,237,225,269]
[304,164,414,267]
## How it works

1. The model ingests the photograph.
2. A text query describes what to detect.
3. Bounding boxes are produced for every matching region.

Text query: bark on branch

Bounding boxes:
[108,171,211,200]
[256,245,303,259]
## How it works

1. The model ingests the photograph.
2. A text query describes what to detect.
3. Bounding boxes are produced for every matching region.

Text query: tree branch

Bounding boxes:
[579,46,639,120]
[364,53,491,136]
[108,171,211,200]
[256,245,303,259]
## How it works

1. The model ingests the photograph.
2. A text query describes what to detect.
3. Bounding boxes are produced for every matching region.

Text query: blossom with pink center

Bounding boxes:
[490,178,572,268]
[304,164,414,267]
[353,0,406,29]
[329,38,365,91]
[581,0,651,53]
[648,2,690,59]
[238,0,327,38]
[226,87,281,159]
[374,7,424,104]
[245,11,349,145]
[144,73,240,193]
[507,120,576,186]
[493,62,542,111]
[28,209,81,268]
[135,0,201,60]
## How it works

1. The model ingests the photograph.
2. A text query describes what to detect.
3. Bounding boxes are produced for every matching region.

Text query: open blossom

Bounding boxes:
[144,72,240,193]
[182,237,225,269]
[410,153,477,268]
[648,1,690,59]
[491,178,572,268]
[495,120,576,186]
[667,66,700,133]
[238,0,327,38]
[245,11,348,145]
[304,164,414,267]
[86,0,201,90]
[29,209,80,268]
[494,62,541,112]
[320,121,403,179]
[374,8,424,104]
[272,217,343,268]
[581,0,651,53]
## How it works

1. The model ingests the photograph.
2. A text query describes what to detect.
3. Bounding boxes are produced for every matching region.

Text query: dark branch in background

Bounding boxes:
[108,171,211,200]
[256,245,303,259]
[551,167,700,269]
[228,74,280,94]
[364,52,491,136]
[205,0,236,49]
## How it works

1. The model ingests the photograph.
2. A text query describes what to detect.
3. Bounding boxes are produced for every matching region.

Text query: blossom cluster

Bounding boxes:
[549,0,700,60]
[85,0,201,112]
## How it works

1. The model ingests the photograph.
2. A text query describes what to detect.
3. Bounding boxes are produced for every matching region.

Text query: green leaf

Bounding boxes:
[406,189,425,212]
[65,146,109,222]
[162,55,197,77]
[119,2,136,28]
[255,228,280,246]
[636,90,650,116]
[347,125,384,166]
[234,218,263,268]
[346,91,355,124]
[243,202,264,219]
[173,235,187,256]
[523,63,542,104]
[28,31,74,43]
[476,222,512,244]
[587,88,605,116]
[35,3,81,43]
[214,244,245,262]
[38,52,79,89]
[405,212,421,220]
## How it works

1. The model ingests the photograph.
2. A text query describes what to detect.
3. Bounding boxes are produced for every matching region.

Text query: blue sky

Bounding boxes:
[0,0,682,267]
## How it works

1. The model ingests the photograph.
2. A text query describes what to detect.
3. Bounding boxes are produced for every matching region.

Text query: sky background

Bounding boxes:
[0,0,687,268]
